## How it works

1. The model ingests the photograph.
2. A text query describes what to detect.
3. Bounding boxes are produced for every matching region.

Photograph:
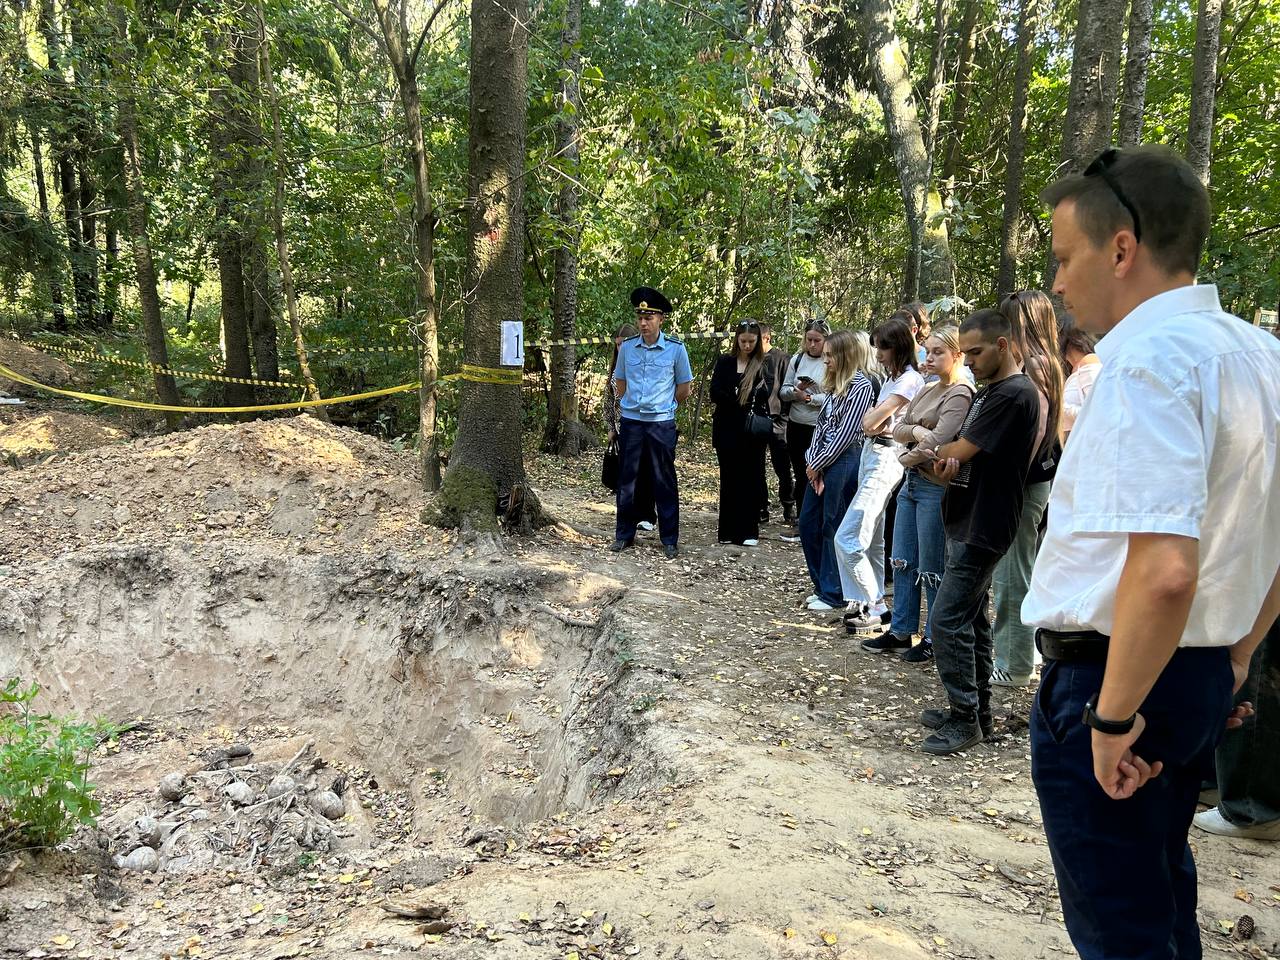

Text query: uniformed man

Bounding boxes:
[611,287,693,559]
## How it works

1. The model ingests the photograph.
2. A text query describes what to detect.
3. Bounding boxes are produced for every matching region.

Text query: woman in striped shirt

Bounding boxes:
[799,330,877,611]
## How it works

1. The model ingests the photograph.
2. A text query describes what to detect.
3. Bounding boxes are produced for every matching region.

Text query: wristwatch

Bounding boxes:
[1082,694,1136,735]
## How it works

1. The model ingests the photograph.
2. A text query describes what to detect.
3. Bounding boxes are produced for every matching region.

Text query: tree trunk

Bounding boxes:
[940,0,978,189]
[238,22,279,381]
[113,7,181,422]
[1187,0,1224,184]
[209,30,256,407]
[997,0,1039,297]
[258,6,325,412]
[542,0,588,456]
[102,215,120,328]
[38,0,95,328]
[1117,0,1154,147]
[371,0,442,491]
[922,0,952,160]
[855,0,956,302]
[1046,0,1125,284]
[439,0,530,531]
[69,9,103,326]
[30,127,67,328]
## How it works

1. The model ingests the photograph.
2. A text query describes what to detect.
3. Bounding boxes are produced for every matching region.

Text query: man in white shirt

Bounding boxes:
[1024,145,1280,960]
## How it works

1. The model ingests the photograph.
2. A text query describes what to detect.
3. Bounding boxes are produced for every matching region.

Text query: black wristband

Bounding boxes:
[1082,694,1136,735]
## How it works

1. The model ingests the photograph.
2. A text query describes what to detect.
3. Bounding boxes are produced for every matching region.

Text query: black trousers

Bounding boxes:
[787,421,816,514]
[1214,619,1279,826]
[756,428,794,514]
[716,433,765,544]
[615,419,679,546]
[930,539,1001,723]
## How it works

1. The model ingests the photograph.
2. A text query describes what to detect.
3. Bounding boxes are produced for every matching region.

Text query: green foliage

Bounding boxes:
[0,680,115,852]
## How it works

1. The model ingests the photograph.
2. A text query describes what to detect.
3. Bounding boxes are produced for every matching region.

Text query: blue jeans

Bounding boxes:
[889,472,946,639]
[1032,646,1233,960]
[799,445,859,606]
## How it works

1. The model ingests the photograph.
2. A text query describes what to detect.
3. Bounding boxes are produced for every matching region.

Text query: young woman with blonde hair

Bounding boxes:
[798,330,877,610]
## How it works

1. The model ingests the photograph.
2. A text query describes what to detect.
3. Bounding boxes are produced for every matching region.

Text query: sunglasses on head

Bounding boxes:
[805,320,831,334]
[1084,148,1142,243]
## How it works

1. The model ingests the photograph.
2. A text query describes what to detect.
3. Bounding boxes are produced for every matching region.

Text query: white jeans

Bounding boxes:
[835,439,906,604]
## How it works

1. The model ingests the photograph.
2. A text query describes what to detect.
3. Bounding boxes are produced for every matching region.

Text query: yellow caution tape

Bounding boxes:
[36,342,301,388]
[0,361,423,414]
[459,363,524,385]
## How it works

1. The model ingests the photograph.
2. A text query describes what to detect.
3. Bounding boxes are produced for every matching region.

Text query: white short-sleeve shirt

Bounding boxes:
[877,368,926,434]
[1022,284,1280,647]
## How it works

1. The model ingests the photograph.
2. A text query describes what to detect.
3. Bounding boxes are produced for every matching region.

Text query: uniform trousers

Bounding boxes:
[615,418,679,546]
[1032,645,1234,960]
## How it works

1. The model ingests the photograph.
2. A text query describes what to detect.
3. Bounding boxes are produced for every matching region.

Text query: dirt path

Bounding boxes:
[1,422,1275,960]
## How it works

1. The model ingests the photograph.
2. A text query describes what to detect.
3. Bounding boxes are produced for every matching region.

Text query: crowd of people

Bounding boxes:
[603,144,1280,960]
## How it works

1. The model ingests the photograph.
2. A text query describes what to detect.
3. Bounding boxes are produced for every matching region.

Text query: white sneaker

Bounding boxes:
[779,533,801,543]
[804,594,820,605]
[868,599,889,618]
[637,521,655,531]
[807,598,836,611]
[742,539,759,546]
[1193,807,1280,840]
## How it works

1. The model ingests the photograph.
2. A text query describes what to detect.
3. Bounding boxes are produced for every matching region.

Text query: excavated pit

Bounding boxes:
[0,545,653,833]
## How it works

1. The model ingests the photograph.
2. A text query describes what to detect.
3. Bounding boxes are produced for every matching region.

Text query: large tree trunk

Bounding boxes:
[371,0,442,491]
[209,29,257,407]
[1117,0,1154,147]
[102,216,120,327]
[997,0,1039,296]
[113,7,181,421]
[69,8,103,326]
[921,0,952,160]
[237,23,279,381]
[29,127,67,328]
[1187,0,1224,183]
[542,0,590,456]
[856,0,956,302]
[439,0,529,531]
[258,6,325,413]
[1046,0,1125,284]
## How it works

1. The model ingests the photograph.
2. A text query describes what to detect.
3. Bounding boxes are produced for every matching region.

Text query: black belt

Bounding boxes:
[870,436,893,447]
[1036,629,1110,663]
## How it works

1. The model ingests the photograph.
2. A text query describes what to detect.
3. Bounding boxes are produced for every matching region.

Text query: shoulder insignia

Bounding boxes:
[665,335,684,345]
[623,335,642,344]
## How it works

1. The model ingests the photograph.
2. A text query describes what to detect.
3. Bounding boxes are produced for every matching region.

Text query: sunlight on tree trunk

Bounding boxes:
[1187,0,1224,184]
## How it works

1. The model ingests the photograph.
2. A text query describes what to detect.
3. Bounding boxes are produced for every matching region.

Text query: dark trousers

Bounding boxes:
[1032,646,1234,960]
[1215,620,1280,826]
[616,418,679,546]
[716,433,765,544]
[930,539,1001,723]
[786,421,815,514]
[756,429,794,514]
[798,445,859,606]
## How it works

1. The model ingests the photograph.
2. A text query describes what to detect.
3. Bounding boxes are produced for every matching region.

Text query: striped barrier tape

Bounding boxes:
[530,330,734,349]
[34,342,302,389]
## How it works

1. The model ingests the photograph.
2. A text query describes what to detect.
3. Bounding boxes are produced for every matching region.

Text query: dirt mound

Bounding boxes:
[0,410,128,459]
[0,415,425,565]
[0,336,76,394]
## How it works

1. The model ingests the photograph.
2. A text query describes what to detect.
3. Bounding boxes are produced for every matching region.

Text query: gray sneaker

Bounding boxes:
[921,718,984,756]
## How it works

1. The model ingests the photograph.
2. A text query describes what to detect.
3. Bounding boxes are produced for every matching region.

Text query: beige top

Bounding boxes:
[892,381,976,475]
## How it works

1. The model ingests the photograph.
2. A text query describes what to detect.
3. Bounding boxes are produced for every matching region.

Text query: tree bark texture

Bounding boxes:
[113,7,181,418]
[209,29,257,407]
[258,7,325,412]
[29,127,67,328]
[1187,0,1224,184]
[997,0,1039,297]
[372,0,442,491]
[855,0,956,302]
[1117,0,1154,147]
[543,0,587,456]
[442,0,530,526]
[921,0,952,161]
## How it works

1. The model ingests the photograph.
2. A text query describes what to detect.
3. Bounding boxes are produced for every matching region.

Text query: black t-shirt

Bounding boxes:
[942,373,1040,555]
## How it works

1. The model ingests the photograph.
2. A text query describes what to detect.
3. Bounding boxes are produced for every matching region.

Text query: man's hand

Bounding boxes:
[932,457,960,484]
[1092,713,1163,799]
[1226,701,1254,730]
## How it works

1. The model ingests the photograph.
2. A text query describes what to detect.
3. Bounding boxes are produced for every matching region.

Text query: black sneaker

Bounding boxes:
[900,639,933,663]
[922,718,984,756]
[860,632,912,654]
[663,544,679,559]
[921,708,993,740]
[609,539,634,553]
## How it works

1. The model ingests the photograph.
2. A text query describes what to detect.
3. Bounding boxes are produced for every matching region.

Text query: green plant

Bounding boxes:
[0,679,115,852]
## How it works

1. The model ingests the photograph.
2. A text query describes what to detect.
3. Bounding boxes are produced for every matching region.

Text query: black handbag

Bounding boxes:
[745,412,776,439]
[601,439,620,490]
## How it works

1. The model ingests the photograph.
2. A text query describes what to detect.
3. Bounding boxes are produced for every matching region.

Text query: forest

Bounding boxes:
[1,0,1278,523]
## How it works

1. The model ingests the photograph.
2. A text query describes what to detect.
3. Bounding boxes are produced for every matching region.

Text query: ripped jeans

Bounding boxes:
[889,470,947,639]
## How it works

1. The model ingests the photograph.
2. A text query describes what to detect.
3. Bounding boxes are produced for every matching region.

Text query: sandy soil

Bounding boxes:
[0,418,1275,960]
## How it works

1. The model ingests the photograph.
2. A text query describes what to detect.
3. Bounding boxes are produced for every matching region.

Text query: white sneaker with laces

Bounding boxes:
[637,521,655,531]
[1193,807,1280,840]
